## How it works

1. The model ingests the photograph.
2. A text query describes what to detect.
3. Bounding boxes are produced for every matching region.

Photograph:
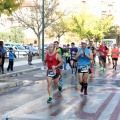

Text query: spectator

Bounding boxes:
[28,43,34,65]
[7,48,16,72]
[28,51,33,65]
[0,41,6,74]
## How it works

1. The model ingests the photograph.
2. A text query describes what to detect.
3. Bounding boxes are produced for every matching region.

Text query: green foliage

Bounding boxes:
[9,27,25,43]
[104,26,117,39]
[46,18,67,42]
[0,27,25,43]
[0,0,23,15]
[66,11,113,42]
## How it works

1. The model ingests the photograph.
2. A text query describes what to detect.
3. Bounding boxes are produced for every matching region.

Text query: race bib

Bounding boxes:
[47,70,55,77]
[112,52,116,55]
[100,52,104,56]
[80,66,88,72]
[71,53,76,59]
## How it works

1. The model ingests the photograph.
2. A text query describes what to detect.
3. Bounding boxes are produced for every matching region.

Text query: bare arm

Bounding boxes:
[43,54,47,67]
[55,54,63,68]
[85,50,93,60]
[75,52,80,60]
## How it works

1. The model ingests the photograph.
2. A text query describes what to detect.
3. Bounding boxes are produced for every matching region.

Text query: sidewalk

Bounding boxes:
[0,58,42,93]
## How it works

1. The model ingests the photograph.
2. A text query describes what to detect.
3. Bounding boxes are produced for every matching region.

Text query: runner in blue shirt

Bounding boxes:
[76,40,93,95]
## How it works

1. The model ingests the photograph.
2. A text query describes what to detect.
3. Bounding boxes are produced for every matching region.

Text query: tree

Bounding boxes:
[66,11,113,42]
[46,18,67,43]
[0,27,25,43]
[0,32,9,41]
[66,12,96,40]
[0,0,23,15]
[13,0,64,55]
[104,26,117,39]
[9,27,25,43]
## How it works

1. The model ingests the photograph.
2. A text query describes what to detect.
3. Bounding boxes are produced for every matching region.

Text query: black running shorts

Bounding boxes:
[99,56,106,63]
[112,58,118,61]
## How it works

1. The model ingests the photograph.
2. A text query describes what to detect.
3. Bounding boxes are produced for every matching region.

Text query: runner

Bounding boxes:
[76,40,93,95]
[43,43,63,103]
[70,42,78,75]
[108,45,112,64]
[88,39,96,73]
[99,42,108,71]
[54,41,64,85]
[111,44,119,70]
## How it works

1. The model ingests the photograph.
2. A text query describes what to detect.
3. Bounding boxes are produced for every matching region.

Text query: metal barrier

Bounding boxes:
[6,51,28,58]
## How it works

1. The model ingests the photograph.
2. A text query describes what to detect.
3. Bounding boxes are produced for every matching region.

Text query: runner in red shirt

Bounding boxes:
[99,42,108,71]
[111,44,119,70]
[44,43,63,103]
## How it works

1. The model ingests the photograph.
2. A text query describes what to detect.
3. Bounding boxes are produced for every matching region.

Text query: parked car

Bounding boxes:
[6,46,28,57]
[4,46,9,58]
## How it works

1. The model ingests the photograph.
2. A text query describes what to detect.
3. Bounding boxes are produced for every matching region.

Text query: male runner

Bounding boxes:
[111,44,119,70]
[54,41,64,85]
[88,39,96,72]
[43,43,63,103]
[99,42,108,71]
[70,42,78,75]
[76,40,93,95]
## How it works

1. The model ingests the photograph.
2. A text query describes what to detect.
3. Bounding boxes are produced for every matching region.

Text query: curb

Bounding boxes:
[0,67,40,79]
[0,67,40,94]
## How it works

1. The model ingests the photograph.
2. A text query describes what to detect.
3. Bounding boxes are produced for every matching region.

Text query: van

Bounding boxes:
[102,39,116,47]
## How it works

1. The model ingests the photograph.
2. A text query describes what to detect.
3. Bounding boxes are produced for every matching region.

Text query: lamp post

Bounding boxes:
[42,0,44,61]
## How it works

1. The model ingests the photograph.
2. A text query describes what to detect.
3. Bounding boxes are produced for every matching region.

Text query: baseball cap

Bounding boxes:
[81,40,87,44]
[90,39,93,42]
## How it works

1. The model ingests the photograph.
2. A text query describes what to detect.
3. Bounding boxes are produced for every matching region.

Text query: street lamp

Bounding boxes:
[42,0,44,61]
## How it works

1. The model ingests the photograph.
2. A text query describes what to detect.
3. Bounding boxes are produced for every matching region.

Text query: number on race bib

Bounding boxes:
[72,54,76,59]
[80,66,88,72]
[47,70,55,77]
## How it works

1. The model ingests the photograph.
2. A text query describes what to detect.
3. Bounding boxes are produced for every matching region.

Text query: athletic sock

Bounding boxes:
[75,66,77,74]
[83,83,88,91]
[79,82,83,87]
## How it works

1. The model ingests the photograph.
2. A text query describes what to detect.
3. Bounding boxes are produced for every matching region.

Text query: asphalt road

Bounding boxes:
[0,62,120,120]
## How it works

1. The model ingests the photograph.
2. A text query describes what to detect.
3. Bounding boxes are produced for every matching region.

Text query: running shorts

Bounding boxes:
[112,58,118,61]
[99,56,106,63]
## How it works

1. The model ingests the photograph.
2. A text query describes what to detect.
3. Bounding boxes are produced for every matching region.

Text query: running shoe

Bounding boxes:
[58,85,62,91]
[103,68,106,71]
[47,97,53,103]
[84,90,88,95]
[100,67,103,71]
[81,86,84,93]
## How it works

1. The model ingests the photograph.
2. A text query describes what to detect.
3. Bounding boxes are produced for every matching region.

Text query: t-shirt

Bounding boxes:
[56,48,62,56]
[99,45,108,57]
[70,47,78,54]
[111,48,119,58]
[88,46,95,53]
[70,47,78,59]
[88,46,96,56]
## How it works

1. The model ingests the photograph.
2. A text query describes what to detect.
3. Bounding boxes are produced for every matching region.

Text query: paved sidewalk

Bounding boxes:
[0,58,42,93]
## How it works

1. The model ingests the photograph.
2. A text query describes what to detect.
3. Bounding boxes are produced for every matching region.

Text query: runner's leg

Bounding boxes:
[47,77,53,103]
[54,74,62,91]
[83,73,89,95]
[47,77,52,97]
[78,72,84,92]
